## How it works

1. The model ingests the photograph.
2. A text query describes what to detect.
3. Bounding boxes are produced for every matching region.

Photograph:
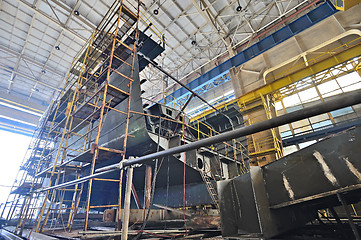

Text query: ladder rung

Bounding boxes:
[98,146,124,154]
[59,188,81,191]
[89,204,119,209]
[122,5,138,19]
[93,178,120,182]
[50,207,73,210]
[113,54,132,68]
[115,38,133,51]
[108,84,130,96]
[110,67,134,82]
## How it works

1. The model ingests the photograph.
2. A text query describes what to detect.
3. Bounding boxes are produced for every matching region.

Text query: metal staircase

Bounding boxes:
[199,162,220,211]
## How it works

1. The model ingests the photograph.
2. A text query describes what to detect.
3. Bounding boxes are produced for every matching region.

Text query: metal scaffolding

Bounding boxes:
[1,0,141,234]
[0,1,249,236]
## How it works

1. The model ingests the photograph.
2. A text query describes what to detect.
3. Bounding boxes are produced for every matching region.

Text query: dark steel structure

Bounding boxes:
[219,125,361,238]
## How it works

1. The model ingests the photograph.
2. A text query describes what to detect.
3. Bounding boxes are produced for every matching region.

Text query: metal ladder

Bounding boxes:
[199,163,220,211]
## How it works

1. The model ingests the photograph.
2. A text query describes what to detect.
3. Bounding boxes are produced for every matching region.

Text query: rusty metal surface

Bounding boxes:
[103,209,116,222]
[188,215,220,229]
[263,126,361,208]
[144,165,152,209]
[101,208,220,230]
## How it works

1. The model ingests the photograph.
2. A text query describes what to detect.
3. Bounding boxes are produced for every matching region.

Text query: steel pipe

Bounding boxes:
[123,89,361,167]
[40,89,361,192]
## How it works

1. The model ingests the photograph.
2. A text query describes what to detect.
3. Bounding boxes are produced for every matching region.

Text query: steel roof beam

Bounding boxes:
[16,0,87,43]
[0,45,65,78]
[47,0,96,30]
[191,0,232,52]
[0,64,60,91]
[27,0,83,101]
[164,0,312,93]
[7,1,41,93]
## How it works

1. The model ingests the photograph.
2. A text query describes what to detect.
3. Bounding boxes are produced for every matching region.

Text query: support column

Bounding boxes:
[229,58,282,167]
[229,67,244,97]
[122,167,134,240]
[144,165,152,209]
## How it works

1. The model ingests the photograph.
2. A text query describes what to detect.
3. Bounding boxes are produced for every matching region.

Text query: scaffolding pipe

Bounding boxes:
[39,88,361,192]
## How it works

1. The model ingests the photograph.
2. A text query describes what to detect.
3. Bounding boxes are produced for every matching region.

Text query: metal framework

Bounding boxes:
[0,0,317,117]
[191,36,361,122]
[0,2,250,234]
[187,35,361,166]
[1,0,141,234]
[243,94,284,161]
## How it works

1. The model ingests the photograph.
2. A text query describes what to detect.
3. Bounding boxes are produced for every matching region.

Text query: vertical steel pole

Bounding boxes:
[144,165,152,210]
[121,167,134,240]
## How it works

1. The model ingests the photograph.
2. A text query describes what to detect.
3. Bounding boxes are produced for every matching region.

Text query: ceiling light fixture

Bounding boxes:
[236,0,242,12]
[74,10,79,16]
[55,45,60,50]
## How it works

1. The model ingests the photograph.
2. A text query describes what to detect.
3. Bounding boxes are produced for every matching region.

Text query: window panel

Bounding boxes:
[283,94,301,108]
[286,105,303,113]
[284,145,298,156]
[323,89,343,98]
[294,125,312,134]
[312,120,333,129]
[279,124,290,132]
[342,82,361,92]
[281,130,292,138]
[291,119,309,129]
[309,113,329,124]
[337,72,361,87]
[298,88,319,102]
[318,80,339,94]
[275,101,283,111]
[330,106,354,118]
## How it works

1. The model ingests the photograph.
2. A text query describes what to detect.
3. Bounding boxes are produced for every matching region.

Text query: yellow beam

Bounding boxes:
[331,0,361,11]
[191,42,361,121]
[357,61,361,77]
[237,43,361,105]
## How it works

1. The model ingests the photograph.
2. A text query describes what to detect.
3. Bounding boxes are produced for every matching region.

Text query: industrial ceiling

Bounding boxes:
[0,0,315,135]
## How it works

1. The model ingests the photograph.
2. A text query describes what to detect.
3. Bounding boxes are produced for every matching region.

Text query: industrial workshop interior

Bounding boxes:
[2,0,361,239]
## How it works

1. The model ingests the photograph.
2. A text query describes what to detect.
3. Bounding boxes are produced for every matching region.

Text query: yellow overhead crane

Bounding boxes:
[191,36,361,122]
[330,0,361,11]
